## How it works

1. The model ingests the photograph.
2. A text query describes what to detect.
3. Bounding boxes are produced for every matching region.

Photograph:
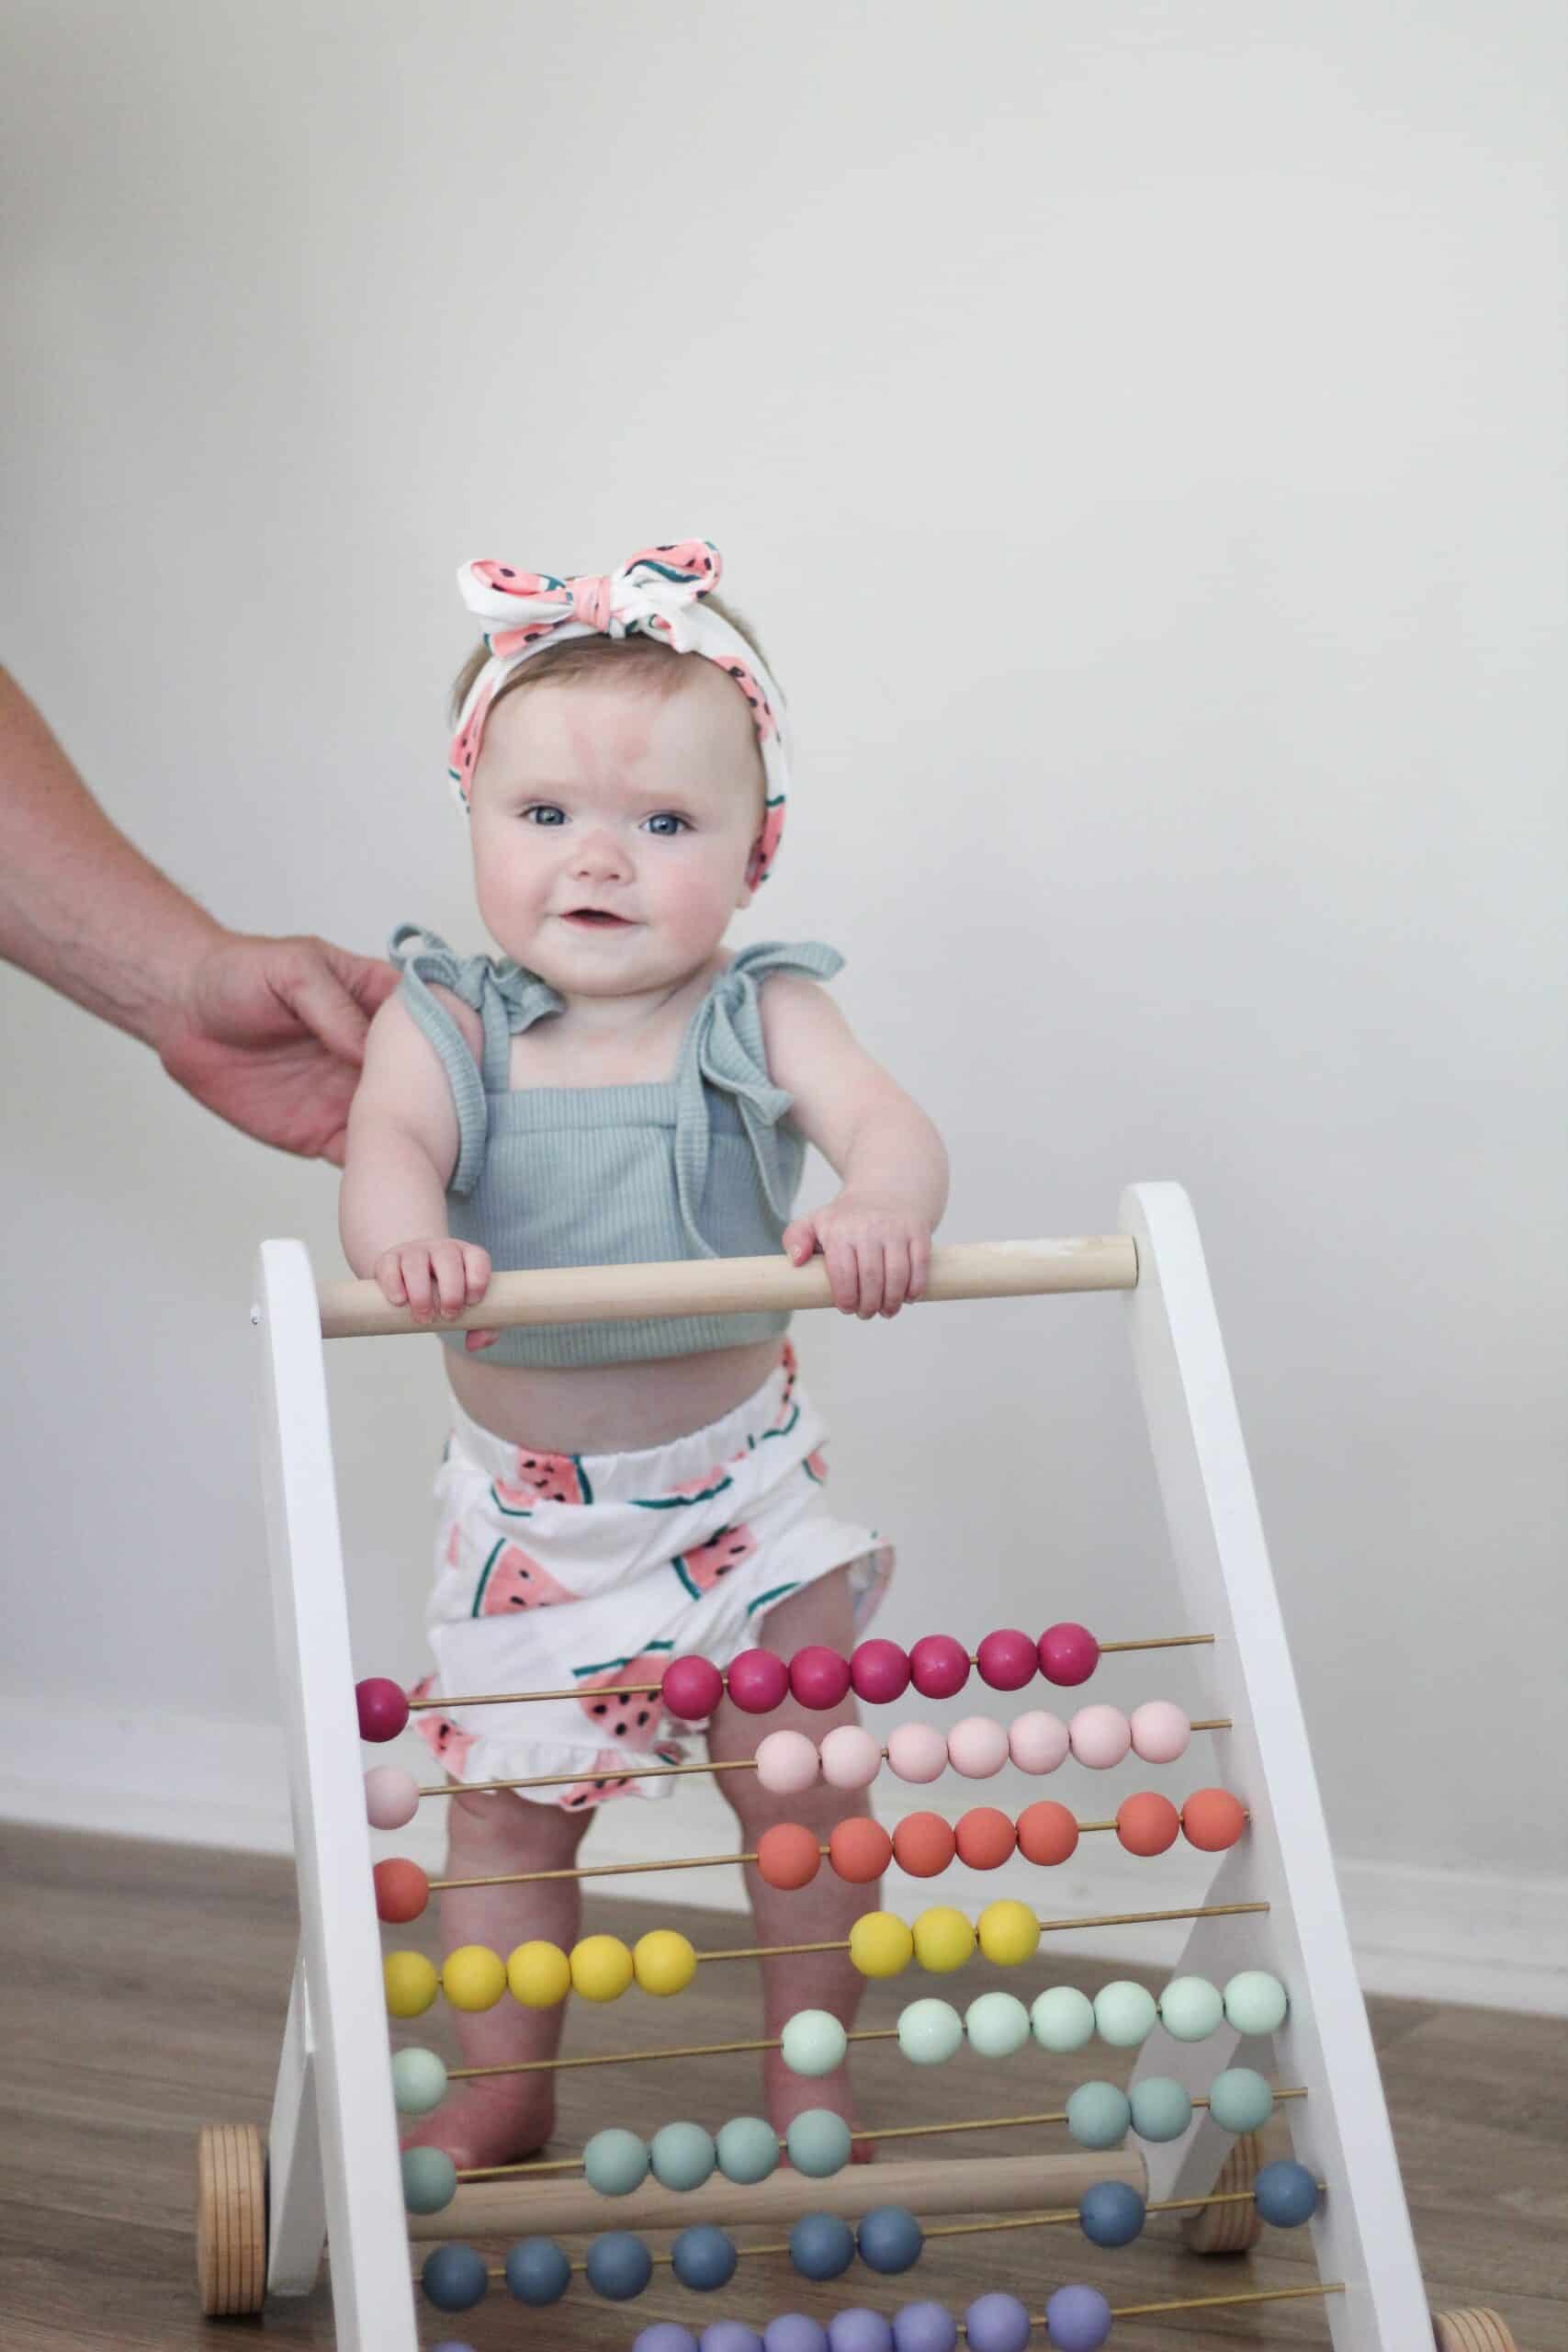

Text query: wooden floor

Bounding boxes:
[2,1825,1563,2351]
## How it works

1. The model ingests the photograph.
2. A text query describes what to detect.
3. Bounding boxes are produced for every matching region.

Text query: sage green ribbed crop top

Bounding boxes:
[389,927,844,1369]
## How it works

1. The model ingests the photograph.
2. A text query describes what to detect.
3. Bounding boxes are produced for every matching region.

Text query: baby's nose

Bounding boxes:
[570,826,628,876]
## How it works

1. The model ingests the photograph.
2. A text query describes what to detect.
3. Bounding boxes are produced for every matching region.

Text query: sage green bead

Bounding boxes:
[780,2009,848,2077]
[1224,1971,1289,2036]
[649,2120,716,2191]
[1030,1984,1096,2053]
[716,2116,779,2184]
[1065,2079,1132,2149]
[1093,1980,1159,2049]
[1158,1974,1224,2041]
[785,2109,853,2177]
[390,2046,448,2116]
[583,2128,649,2196]
[400,2145,457,2215]
[1208,2065,1275,2134]
[1129,2075,1193,2143]
[964,1991,1032,2058]
[897,1997,964,2065]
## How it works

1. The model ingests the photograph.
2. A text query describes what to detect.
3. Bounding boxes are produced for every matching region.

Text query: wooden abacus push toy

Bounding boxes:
[197,1183,1517,2349]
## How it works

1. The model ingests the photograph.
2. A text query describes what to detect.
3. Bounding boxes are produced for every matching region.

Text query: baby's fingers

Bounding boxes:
[465,1328,501,1352]
[880,1238,911,1317]
[823,1235,861,1314]
[854,1239,886,1320]
[782,1216,819,1267]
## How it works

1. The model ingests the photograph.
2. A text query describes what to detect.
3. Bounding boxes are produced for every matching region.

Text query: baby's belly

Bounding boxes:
[445,1337,785,1454]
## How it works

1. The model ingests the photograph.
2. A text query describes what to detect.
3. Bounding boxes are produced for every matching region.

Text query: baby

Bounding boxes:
[340,541,948,2173]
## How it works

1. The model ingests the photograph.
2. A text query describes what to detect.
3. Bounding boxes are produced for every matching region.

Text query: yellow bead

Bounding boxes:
[849,1910,916,1979]
[977,1899,1041,1967]
[570,1934,635,2003]
[633,1929,697,1997]
[443,1943,508,2012]
[384,1950,438,2018]
[507,1939,572,2009]
[912,1905,976,1974]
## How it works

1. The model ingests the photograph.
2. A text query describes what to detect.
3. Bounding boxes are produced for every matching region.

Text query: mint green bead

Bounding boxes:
[649,2120,716,2191]
[1224,1971,1289,2036]
[1030,1984,1096,2053]
[716,2116,779,2184]
[400,2145,457,2214]
[584,2128,649,2196]
[1208,2065,1275,2133]
[1158,1974,1224,2041]
[1129,2075,1193,2143]
[390,2046,448,2116]
[964,1990,1032,2058]
[897,1997,964,2065]
[786,2109,853,2177]
[1093,1980,1159,2049]
[1065,2079,1132,2149]
[780,2009,848,2077]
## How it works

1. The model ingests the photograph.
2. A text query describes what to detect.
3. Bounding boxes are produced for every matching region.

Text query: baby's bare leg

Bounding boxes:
[400,1785,590,2171]
[708,1566,880,2160]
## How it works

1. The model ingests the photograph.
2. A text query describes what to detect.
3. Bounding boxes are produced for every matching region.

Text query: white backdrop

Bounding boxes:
[2,2,1563,2009]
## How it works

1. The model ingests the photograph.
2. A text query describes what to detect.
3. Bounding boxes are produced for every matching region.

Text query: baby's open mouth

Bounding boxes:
[562,909,631,926]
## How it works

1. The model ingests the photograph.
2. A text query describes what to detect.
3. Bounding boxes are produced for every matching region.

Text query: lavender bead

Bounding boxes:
[964,2293,1032,2352]
[765,2320,829,2352]
[892,2306,959,2352]
[829,2312,895,2352]
[1044,2284,1112,2350]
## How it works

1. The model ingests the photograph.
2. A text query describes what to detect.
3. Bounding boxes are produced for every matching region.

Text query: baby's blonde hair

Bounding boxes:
[450,591,772,725]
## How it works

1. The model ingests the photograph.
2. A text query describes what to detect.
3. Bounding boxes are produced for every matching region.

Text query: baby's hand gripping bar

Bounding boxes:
[314,1236,1138,1340]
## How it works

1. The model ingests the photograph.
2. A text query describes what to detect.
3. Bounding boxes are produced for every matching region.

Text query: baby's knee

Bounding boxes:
[446,1783,585,1863]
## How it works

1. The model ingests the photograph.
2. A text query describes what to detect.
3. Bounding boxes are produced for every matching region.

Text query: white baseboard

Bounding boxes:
[3,1699,1562,2018]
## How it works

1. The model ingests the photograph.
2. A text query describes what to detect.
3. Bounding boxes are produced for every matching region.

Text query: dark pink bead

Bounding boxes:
[788,1645,852,1711]
[1037,1621,1100,1687]
[908,1634,970,1700]
[850,1638,911,1704]
[661,1655,724,1722]
[976,1627,1039,1691]
[727,1647,791,1714]
[355,1677,410,1743]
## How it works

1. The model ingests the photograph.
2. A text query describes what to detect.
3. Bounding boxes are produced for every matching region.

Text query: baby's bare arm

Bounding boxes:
[760,975,949,1317]
[340,992,491,1326]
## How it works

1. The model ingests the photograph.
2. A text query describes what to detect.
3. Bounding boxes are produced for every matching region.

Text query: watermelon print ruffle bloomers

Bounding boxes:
[409,1345,894,1811]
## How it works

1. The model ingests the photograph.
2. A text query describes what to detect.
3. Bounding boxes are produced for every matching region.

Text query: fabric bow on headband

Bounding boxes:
[446,539,788,888]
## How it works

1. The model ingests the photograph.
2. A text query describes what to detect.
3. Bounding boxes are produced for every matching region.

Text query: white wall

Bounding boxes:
[2,3,1563,2005]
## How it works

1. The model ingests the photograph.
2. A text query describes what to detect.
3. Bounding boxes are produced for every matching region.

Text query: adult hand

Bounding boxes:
[157,933,400,1165]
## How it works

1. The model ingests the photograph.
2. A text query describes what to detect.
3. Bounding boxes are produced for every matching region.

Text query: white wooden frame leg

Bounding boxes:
[1122,1182,1430,2349]
[255,1238,418,2351]
[265,1950,327,2295]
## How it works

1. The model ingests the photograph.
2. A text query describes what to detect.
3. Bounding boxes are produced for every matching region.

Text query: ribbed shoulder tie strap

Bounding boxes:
[389,925,565,1195]
[672,940,845,1256]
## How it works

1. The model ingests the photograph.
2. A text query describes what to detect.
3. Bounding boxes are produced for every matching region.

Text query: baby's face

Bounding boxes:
[466,661,764,995]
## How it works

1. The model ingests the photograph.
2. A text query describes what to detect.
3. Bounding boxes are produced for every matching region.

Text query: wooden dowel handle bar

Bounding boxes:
[316,1236,1138,1340]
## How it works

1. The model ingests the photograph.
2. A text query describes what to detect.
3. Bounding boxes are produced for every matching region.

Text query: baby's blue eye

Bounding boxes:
[523,804,566,825]
[644,812,691,837]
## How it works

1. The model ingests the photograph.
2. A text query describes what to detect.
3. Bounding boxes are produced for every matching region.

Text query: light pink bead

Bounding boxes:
[755,1729,822,1795]
[1008,1710,1070,1774]
[945,1715,1010,1779]
[1068,1704,1132,1770]
[1129,1699,1191,1764]
[819,1724,883,1791]
[364,1765,420,1829]
[886,1720,949,1784]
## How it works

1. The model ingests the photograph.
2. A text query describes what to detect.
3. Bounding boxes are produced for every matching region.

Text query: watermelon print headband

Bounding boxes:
[447,539,788,889]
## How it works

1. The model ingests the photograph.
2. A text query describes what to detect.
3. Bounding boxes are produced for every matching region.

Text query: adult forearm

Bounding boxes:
[0,668,221,1046]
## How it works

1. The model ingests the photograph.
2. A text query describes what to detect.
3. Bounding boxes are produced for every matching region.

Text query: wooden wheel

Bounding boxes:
[1432,2314,1519,2351]
[1180,2130,1264,2254]
[196,2122,267,2316]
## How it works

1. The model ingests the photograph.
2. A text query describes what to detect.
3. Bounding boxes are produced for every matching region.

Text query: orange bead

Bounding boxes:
[1016,1800,1079,1866]
[892,1810,957,1879]
[1181,1787,1247,1852]
[954,1806,1018,1871]
[757,1821,823,1890]
[829,1816,894,1884]
[1116,1791,1180,1857]
[373,1857,430,1924]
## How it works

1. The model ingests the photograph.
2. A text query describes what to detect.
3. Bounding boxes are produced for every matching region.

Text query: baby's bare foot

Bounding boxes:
[764,2054,875,2165]
[400,2078,556,2174]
